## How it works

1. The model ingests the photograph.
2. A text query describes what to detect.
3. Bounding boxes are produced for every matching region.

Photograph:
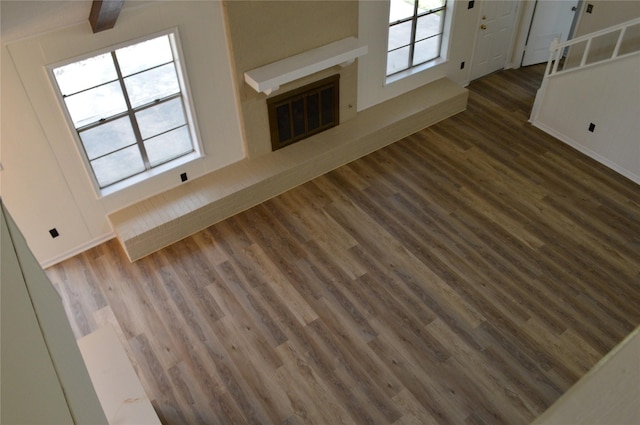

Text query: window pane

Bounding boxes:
[124,64,180,108]
[79,117,136,160]
[135,98,187,140]
[144,127,193,167]
[416,13,443,41]
[91,145,145,187]
[387,45,410,75]
[389,0,415,23]
[418,0,445,12]
[412,35,442,66]
[388,20,413,51]
[54,53,117,95]
[64,81,127,128]
[116,35,174,77]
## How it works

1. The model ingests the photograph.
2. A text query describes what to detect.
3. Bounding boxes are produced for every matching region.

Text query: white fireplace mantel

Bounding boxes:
[243,37,368,95]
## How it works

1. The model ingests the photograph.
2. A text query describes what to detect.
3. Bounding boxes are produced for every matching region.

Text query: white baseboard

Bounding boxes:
[531,121,640,186]
[41,232,115,269]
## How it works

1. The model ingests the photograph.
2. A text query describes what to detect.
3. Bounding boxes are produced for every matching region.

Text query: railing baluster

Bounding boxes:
[580,38,592,67]
[549,17,639,74]
[612,27,626,58]
[551,50,561,75]
[547,38,559,76]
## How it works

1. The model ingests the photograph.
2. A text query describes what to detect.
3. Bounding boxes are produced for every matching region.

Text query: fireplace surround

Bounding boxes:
[266,74,340,151]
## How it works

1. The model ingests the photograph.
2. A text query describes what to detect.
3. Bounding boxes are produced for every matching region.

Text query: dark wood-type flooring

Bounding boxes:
[48,65,640,425]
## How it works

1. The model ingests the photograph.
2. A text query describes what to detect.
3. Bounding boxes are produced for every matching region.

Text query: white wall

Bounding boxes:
[572,0,640,37]
[1,44,98,266]
[565,1,640,67]
[532,53,640,184]
[1,1,243,266]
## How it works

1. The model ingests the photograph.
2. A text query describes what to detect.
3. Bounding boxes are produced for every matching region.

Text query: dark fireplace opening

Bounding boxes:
[267,74,339,151]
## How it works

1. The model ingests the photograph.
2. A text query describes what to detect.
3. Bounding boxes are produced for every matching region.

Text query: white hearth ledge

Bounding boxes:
[244,37,368,95]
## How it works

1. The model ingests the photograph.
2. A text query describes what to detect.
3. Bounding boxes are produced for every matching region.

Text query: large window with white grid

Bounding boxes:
[50,30,200,192]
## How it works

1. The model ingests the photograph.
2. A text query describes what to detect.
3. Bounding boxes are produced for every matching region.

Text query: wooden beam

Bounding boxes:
[89,0,124,33]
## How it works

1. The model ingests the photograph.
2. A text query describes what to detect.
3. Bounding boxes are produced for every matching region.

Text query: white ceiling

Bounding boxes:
[0,0,152,45]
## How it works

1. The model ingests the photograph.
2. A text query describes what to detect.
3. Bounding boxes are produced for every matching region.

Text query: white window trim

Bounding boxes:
[384,0,454,86]
[46,27,204,199]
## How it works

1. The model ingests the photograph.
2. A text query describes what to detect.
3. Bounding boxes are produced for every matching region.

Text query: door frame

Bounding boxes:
[469,0,523,81]
[511,1,538,69]
[511,0,584,68]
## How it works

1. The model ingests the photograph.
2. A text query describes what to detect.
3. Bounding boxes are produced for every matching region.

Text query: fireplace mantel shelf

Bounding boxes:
[244,37,368,95]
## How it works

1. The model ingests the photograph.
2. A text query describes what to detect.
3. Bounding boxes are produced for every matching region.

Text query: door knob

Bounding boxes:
[480,24,487,30]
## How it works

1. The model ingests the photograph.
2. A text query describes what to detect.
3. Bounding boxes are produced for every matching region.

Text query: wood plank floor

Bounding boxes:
[48,65,640,425]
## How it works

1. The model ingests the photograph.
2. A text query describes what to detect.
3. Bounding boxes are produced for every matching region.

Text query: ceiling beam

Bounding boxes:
[89,0,124,33]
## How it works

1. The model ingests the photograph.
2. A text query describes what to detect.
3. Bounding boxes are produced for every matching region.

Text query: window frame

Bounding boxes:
[386,0,448,77]
[47,28,203,197]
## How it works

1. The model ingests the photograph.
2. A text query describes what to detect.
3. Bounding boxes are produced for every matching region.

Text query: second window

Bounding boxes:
[387,0,447,76]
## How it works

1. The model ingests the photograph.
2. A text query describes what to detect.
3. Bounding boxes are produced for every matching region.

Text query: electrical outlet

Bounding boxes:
[180,172,188,182]
[588,123,596,132]
[49,228,60,238]
[468,0,475,9]
[586,3,593,13]
[460,61,465,70]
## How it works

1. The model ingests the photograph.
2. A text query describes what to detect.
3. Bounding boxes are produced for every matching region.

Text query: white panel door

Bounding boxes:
[522,0,579,66]
[470,0,518,81]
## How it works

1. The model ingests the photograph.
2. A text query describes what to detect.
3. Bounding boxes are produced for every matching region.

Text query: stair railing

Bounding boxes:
[531,16,640,122]
[546,16,640,77]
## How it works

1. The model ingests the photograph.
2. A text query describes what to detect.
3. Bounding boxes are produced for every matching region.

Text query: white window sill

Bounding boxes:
[98,151,202,198]
[385,57,447,86]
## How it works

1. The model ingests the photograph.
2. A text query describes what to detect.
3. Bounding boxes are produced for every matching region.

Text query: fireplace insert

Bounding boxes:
[267,74,339,151]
